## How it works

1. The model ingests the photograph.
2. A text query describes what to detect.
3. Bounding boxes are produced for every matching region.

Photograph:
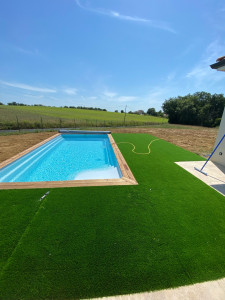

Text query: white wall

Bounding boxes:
[211,107,225,166]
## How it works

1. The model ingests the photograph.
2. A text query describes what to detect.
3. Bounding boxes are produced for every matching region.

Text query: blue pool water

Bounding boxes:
[0,134,122,182]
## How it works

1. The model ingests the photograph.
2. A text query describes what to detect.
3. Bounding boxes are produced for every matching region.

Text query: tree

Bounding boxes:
[0,102,3,105]
[121,110,124,113]
[147,108,157,116]
[115,110,118,113]
[8,101,18,105]
[134,110,144,115]
[157,110,164,117]
[162,92,225,127]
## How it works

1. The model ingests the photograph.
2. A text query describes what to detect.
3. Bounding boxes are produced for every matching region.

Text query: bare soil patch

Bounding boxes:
[112,127,218,157]
[0,132,56,163]
[0,127,218,164]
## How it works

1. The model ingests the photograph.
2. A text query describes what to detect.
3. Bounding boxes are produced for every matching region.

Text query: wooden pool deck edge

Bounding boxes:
[0,133,137,189]
[107,134,137,184]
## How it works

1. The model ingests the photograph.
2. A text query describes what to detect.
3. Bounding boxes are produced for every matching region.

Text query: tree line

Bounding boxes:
[63,106,107,111]
[0,102,107,112]
[3,91,223,127]
[162,92,225,127]
[0,101,165,117]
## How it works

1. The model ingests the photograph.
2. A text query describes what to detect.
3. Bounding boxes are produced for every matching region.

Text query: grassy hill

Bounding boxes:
[0,105,168,129]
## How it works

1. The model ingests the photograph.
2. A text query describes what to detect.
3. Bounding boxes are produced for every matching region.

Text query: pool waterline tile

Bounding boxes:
[0,133,137,189]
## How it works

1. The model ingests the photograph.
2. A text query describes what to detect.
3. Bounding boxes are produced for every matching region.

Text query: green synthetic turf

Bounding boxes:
[0,133,225,299]
[0,189,48,272]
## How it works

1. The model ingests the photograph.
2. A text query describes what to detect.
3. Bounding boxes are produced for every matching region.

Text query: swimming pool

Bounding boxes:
[0,132,137,189]
[0,134,122,182]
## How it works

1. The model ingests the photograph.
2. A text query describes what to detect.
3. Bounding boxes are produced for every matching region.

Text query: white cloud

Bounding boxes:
[63,88,78,95]
[23,93,44,99]
[167,72,176,82]
[14,46,40,56]
[178,43,196,59]
[0,80,56,93]
[145,88,172,105]
[101,89,137,102]
[186,67,208,80]
[103,91,117,98]
[74,0,176,33]
[116,96,137,102]
[186,40,225,86]
[110,11,149,23]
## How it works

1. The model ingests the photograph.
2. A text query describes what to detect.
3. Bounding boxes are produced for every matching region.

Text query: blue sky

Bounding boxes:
[1,0,225,112]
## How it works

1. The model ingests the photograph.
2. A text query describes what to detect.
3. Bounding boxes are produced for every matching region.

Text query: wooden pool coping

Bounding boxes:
[0,133,138,189]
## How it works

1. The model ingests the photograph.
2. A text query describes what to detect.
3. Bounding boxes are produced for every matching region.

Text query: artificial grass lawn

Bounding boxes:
[0,133,225,299]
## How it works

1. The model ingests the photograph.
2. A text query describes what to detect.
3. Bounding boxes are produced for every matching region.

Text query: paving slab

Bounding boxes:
[176,161,225,196]
[90,278,225,300]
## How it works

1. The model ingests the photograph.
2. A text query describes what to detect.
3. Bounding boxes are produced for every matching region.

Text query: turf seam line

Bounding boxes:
[0,194,49,280]
[173,250,193,285]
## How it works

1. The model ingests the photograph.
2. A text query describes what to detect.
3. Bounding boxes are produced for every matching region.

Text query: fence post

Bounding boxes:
[59,118,62,128]
[40,117,43,129]
[16,115,19,130]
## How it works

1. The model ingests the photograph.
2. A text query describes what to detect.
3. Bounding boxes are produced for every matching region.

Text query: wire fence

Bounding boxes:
[0,116,167,130]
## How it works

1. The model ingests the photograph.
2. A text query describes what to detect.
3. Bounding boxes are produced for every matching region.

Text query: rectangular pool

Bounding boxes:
[0,134,123,183]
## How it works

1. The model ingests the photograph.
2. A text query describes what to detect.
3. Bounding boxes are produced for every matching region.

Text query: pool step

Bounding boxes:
[0,137,62,182]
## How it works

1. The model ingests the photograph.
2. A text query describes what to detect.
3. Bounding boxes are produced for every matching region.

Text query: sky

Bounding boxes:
[1,0,225,112]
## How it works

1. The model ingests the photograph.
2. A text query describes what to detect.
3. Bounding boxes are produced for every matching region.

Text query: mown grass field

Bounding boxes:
[0,133,225,299]
[0,105,167,129]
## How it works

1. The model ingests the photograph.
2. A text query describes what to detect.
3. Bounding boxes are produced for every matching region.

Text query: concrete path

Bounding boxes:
[176,161,225,196]
[91,278,225,300]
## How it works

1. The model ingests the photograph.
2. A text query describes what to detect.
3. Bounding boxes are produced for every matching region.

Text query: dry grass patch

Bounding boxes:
[112,127,218,156]
[0,132,56,163]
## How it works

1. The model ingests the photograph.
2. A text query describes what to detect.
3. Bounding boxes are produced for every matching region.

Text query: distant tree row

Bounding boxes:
[7,101,29,106]
[162,91,225,127]
[1,102,107,111]
[115,108,165,117]
[6,102,44,106]
[146,108,164,117]
[63,105,107,111]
